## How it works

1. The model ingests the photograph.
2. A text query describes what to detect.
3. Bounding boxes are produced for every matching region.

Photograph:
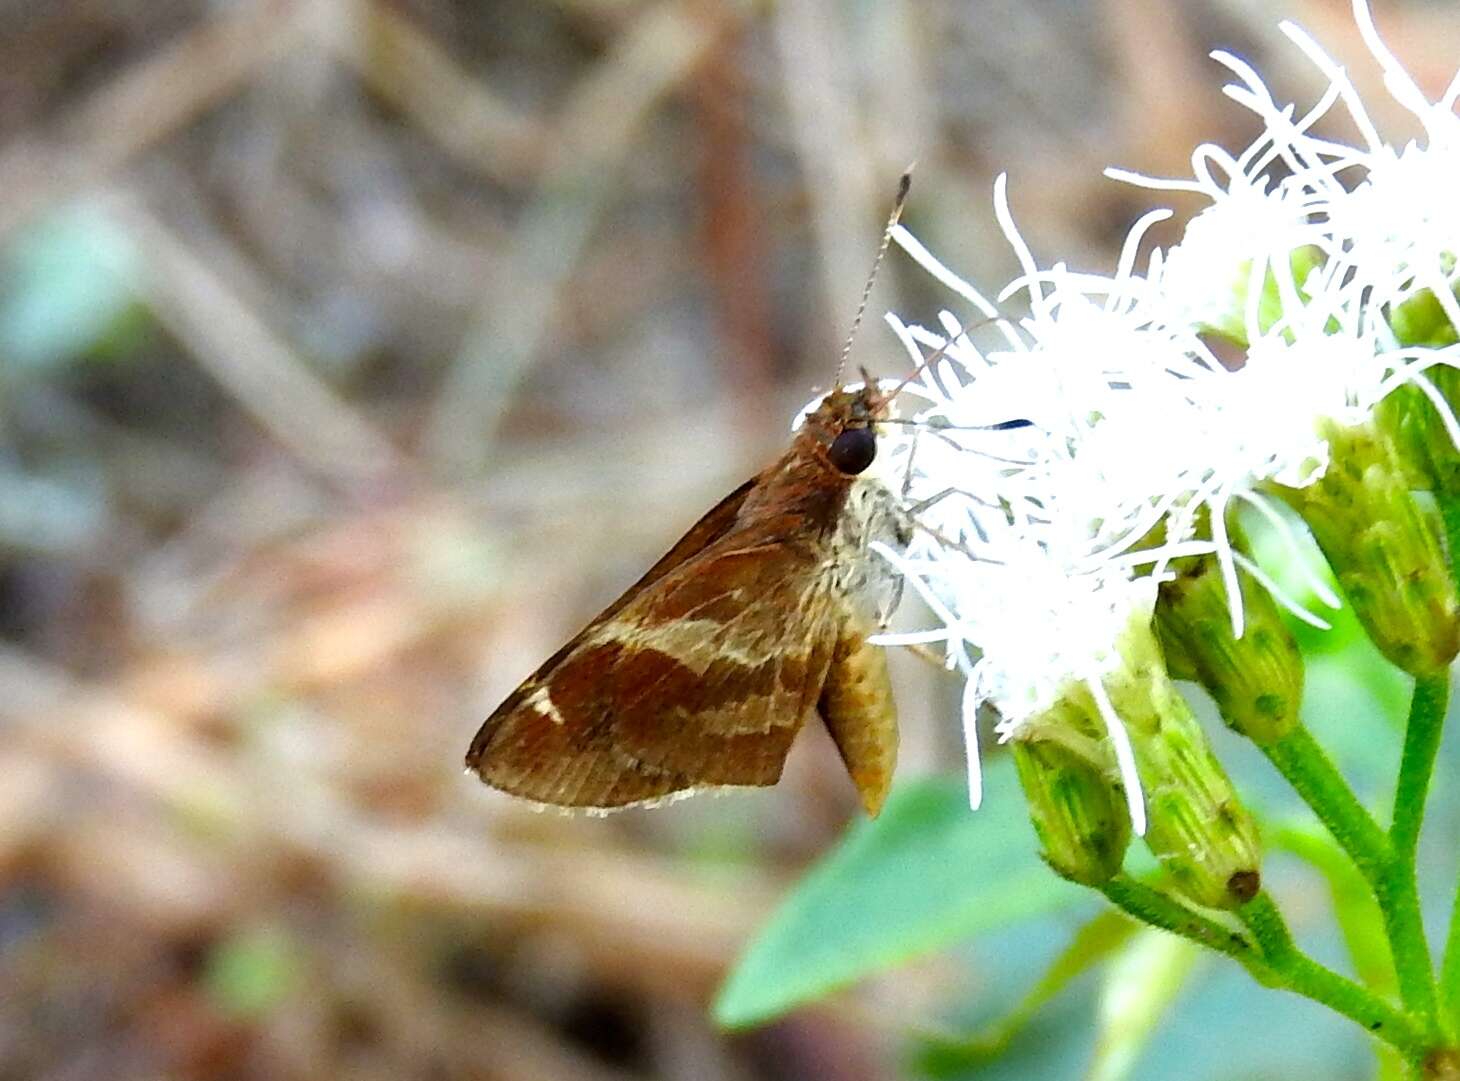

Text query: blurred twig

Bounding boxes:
[0,637,775,996]
[0,0,314,241]
[772,0,884,362]
[312,0,545,185]
[690,22,776,424]
[422,0,741,473]
[106,192,407,486]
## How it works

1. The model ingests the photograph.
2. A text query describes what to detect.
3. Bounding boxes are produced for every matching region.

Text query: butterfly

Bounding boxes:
[465,378,913,816]
[466,174,922,817]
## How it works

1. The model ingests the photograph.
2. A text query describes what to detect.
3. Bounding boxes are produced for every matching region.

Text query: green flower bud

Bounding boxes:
[1378,286,1460,494]
[1390,284,1460,349]
[1105,615,1263,910]
[1270,418,1460,675]
[1378,380,1460,494]
[1012,723,1131,887]
[1372,283,1454,493]
[1187,245,1326,346]
[1155,523,1304,746]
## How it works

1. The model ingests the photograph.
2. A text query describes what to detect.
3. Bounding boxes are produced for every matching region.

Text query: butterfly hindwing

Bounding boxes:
[818,606,899,817]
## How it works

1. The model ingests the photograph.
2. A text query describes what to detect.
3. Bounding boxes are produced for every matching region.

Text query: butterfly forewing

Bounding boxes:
[606,537,841,785]
[465,481,757,807]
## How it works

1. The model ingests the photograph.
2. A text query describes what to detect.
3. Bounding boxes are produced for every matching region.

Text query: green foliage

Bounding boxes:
[712,439,1460,1077]
[1087,928,1200,1081]
[713,764,1082,1029]
[204,925,300,1019]
[914,910,1138,1074]
[0,204,147,372]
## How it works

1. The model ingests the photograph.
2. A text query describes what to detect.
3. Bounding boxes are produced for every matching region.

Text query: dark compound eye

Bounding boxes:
[828,427,877,474]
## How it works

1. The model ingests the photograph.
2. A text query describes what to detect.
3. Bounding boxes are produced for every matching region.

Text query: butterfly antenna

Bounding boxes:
[883,318,966,404]
[882,306,1015,408]
[834,169,913,389]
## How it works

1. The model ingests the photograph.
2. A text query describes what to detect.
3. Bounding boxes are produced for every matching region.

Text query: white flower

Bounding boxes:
[864,178,1232,835]
[1110,147,1332,339]
[1341,141,1460,316]
[838,0,1460,833]
[1107,0,1460,346]
[1258,5,1460,326]
[1098,0,1460,620]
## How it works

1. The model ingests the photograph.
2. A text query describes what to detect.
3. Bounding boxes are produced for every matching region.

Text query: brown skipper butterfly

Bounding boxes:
[466,176,917,817]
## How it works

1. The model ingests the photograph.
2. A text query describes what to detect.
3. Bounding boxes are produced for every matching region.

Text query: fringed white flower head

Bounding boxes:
[859,177,1224,836]
[803,0,1460,833]
[1280,5,1460,323]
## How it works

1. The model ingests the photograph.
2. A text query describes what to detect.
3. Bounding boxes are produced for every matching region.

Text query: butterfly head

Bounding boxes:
[804,376,889,477]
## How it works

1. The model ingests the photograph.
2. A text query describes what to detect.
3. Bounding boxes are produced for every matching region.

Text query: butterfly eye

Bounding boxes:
[828,427,877,475]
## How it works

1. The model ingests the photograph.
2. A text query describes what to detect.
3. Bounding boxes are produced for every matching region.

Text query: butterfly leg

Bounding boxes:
[896,641,952,670]
[904,486,958,516]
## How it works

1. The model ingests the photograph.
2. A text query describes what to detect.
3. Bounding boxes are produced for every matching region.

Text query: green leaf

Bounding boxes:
[713,764,1081,1029]
[1087,928,1200,1081]
[914,909,1137,1075]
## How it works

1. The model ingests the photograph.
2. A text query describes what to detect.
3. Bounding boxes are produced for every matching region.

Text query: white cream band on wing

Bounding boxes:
[602,617,790,671]
[526,686,567,725]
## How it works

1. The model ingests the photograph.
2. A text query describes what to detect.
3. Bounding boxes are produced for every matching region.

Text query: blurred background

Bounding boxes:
[1,2,1457,1079]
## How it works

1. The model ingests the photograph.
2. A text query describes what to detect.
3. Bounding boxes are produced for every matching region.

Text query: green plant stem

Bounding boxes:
[1101,876,1425,1058]
[1263,727,1390,881]
[1237,892,1429,1063]
[1393,676,1448,861]
[1386,674,1448,1036]
[1100,876,1268,979]
[1264,701,1446,1036]
[1271,823,1395,996]
[1437,492,1460,1036]
[1443,887,1460,1036]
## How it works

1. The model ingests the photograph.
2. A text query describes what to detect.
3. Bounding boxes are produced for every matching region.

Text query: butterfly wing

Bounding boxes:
[597,533,841,788]
[465,480,761,807]
[593,478,756,622]
[469,382,908,814]
[818,607,899,817]
[466,484,854,809]
[606,534,900,812]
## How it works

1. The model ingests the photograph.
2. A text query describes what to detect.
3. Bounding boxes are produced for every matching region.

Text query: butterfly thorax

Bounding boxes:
[735,383,891,537]
[734,385,908,621]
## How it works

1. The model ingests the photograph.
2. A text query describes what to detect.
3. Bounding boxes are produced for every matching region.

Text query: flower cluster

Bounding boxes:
[854,0,1460,900]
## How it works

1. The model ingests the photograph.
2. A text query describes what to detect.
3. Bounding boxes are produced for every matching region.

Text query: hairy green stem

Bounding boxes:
[1100,876,1268,979]
[1263,727,1391,880]
[1102,878,1425,1057]
[1444,876,1460,1035]
[1385,675,1448,1035]
[1393,677,1449,860]
[1237,893,1428,1063]
[1271,823,1396,996]
[1264,693,1448,1038]
[1436,492,1460,1035]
